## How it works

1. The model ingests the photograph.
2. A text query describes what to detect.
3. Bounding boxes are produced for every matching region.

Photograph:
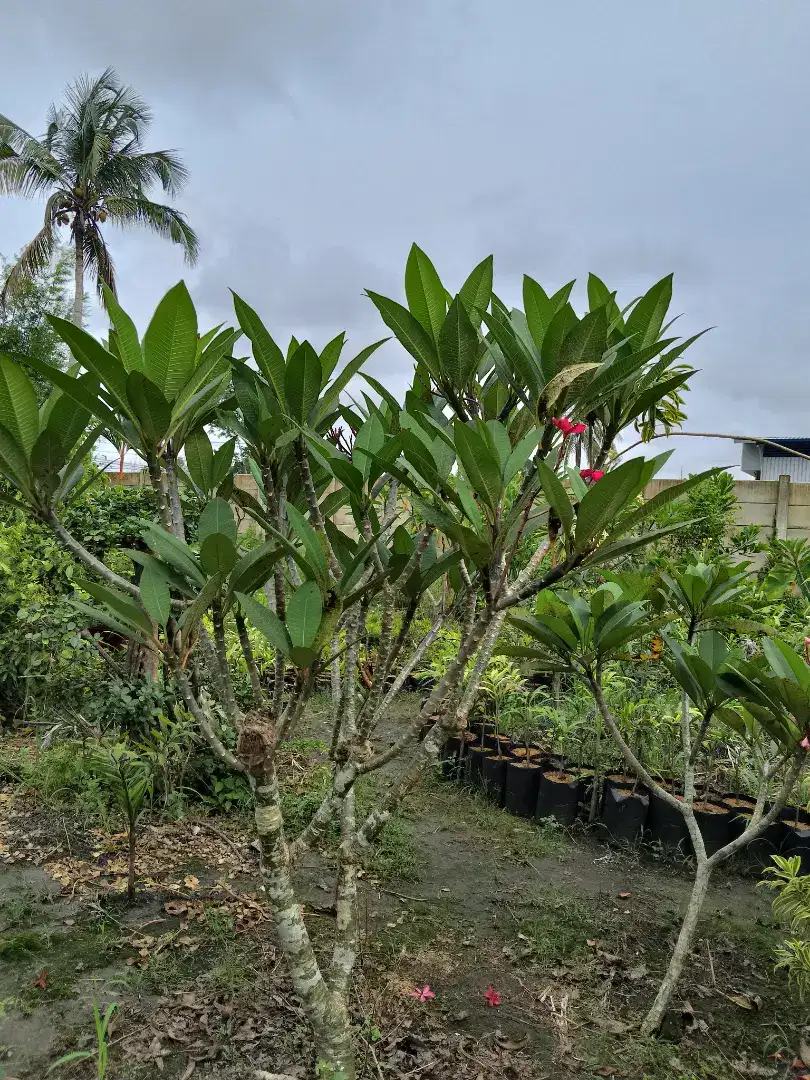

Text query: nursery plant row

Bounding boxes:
[443,722,810,874]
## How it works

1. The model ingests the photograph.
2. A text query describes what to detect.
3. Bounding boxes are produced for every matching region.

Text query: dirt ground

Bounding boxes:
[0,700,808,1080]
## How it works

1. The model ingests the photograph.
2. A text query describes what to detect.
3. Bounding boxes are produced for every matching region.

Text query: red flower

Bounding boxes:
[483,985,502,1007]
[409,985,435,1002]
[580,469,605,483]
[552,416,574,435]
[571,422,587,435]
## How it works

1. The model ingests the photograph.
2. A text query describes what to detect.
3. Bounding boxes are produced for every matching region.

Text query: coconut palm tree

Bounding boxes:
[0,67,198,326]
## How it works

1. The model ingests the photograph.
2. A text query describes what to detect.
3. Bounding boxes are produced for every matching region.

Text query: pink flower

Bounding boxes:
[483,985,502,1007]
[571,422,587,435]
[409,985,435,1002]
[552,416,574,436]
[580,469,605,483]
[801,735,810,751]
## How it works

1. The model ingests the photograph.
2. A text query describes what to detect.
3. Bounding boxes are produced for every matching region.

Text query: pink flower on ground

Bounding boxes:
[408,985,435,1002]
[483,985,503,1007]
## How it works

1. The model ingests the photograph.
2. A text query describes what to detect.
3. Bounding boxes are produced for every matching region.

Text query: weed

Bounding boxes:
[367,816,421,883]
[47,1001,117,1077]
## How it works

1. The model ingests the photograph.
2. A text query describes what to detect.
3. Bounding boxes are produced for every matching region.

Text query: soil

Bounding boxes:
[545,770,574,783]
[0,697,808,1079]
[693,801,728,814]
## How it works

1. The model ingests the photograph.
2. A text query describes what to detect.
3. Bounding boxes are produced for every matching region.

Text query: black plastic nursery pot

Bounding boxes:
[465,746,493,791]
[535,770,580,826]
[440,736,462,780]
[645,789,689,853]
[691,800,732,857]
[539,754,567,773]
[732,811,784,872]
[600,783,649,843]
[509,745,542,763]
[781,808,810,874]
[481,754,510,807]
[488,733,512,756]
[504,761,543,818]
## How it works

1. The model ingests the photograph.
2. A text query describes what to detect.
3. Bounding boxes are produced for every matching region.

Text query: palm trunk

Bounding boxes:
[641,860,711,1035]
[73,224,84,327]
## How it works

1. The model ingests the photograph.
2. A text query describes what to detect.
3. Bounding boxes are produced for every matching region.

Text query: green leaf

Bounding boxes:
[453,419,503,512]
[458,255,493,330]
[365,291,440,377]
[200,532,238,575]
[523,276,555,353]
[504,427,541,486]
[0,421,33,495]
[558,306,608,369]
[236,591,291,655]
[286,580,323,649]
[0,353,39,457]
[211,438,236,488]
[141,521,205,586]
[286,502,330,582]
[226,540,284,602]
[607,469,721,539]
[139,561,172,627]
[142,281,198,401]
[438,295,480,387]
[540,304,578,382]
[45,316,132,416]
[199,497,237,545]
[536,460,574,539]
[68,599,149,644]
[353,413,385,484]
[587,273,621,326]
[540,363,600,409]
[126,372,172,444]
[184,427,214,492]
[285,342,323,424]
[103,286,143,373]
[75,579,153,634]
[574,459,645,551]
[232,292,286,404]
[43,392,91,457]
[405,244,447,343]
[14,353,124,439]
[317,338,388,420]
[289,645,317,669]
[30,428,66,483]
[178,573,225,633]
[625,274,673,349]
[319,332,346,382]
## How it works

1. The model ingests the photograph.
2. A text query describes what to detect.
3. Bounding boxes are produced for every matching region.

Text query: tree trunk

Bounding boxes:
[255,774,356,1078]
[73,225,84,327]
[641,860,711,1036]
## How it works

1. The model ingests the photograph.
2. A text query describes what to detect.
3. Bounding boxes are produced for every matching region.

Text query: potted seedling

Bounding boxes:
[501,694,551,818]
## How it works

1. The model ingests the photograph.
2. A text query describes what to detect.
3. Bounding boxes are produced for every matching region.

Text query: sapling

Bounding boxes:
[502,585,807,1035]
[92,743,153,900]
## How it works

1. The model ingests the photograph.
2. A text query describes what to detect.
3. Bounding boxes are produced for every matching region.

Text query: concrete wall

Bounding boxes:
[112,471,355,535]
[644,476,810,546]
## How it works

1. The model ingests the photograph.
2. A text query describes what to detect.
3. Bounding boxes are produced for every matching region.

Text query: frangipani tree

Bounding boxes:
[0,245,708,1076]
[503,584,806,1035]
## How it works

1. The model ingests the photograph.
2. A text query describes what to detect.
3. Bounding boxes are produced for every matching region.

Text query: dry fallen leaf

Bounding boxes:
[183,874,200,891]
[727,993,762,1011]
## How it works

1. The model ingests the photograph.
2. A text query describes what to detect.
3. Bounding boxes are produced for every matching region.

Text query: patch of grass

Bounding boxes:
[367,816,422,883]
[203,942,257,994]
[514,888,607,965]
[0,929,50,960]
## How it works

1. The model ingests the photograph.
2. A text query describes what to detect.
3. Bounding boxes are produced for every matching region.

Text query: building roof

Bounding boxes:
[736,437,810,457]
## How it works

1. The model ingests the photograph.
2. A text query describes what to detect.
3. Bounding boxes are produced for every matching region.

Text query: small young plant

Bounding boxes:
[92,744,153,900]
[47,1001,118,1077]
[760,855,810,999]
[477,658,523,743]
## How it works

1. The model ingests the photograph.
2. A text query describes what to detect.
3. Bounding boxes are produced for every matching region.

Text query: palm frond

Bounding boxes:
[1,219,57,307]
[96,150,189,198]
[105,197,199,263]
[82,224,117,301]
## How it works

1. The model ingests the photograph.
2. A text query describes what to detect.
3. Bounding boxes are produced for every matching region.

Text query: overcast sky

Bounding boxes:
[2,0,809,475]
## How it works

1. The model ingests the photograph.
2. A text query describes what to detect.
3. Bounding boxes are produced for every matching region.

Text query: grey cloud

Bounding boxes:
[3,0,810,477]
